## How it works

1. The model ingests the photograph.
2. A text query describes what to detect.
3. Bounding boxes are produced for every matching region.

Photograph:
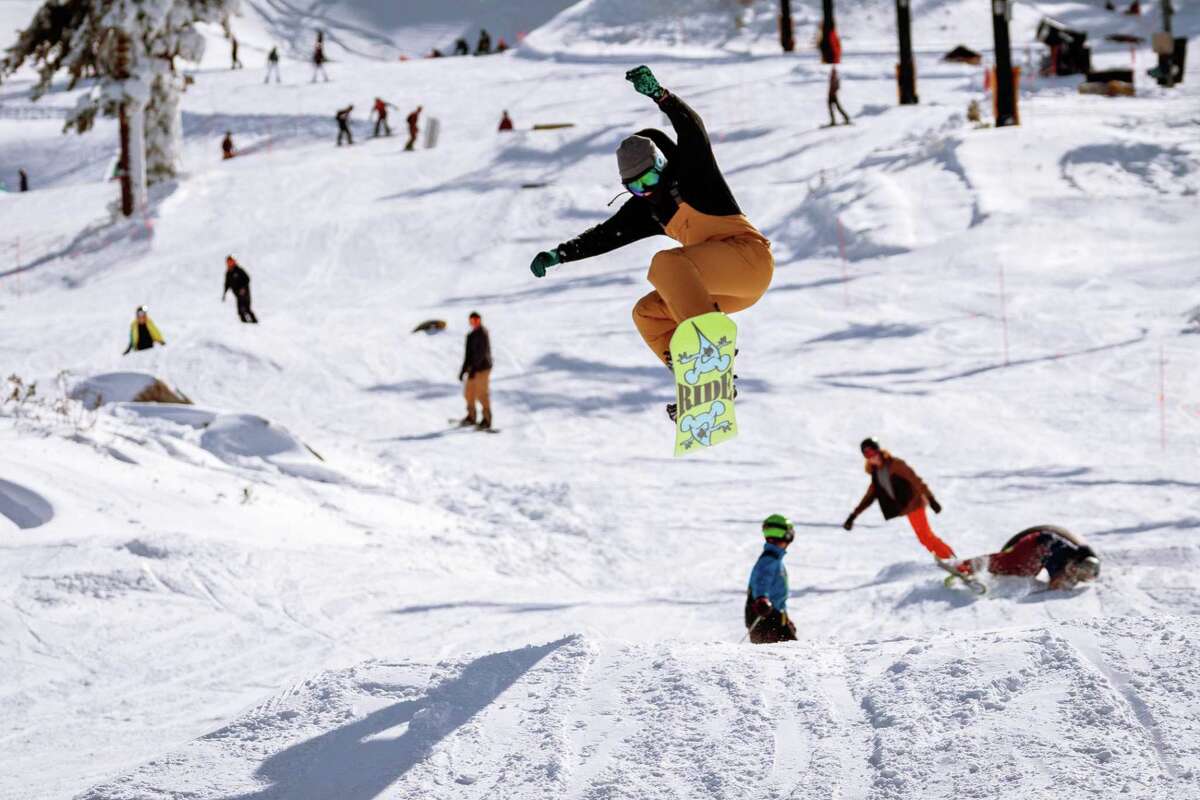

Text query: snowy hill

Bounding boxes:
[2,0,1199,797]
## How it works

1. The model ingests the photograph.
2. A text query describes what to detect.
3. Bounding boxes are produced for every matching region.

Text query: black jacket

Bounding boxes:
[224,265,250,297]
[461,327,493,376]
[556,92,741,263]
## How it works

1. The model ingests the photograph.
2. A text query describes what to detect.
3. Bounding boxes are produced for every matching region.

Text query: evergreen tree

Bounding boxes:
[1,0,239,195]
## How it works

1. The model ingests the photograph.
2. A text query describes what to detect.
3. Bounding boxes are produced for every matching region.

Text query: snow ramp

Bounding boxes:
[82,617,1200,799]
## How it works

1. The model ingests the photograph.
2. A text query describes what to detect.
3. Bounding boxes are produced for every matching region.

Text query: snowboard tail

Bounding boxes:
[669,312,738,457]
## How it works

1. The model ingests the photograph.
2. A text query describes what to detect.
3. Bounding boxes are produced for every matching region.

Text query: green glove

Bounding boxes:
[625,66,665,100]
[530,249,561,278]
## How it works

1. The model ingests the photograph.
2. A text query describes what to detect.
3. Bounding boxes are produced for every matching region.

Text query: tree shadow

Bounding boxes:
[222,637,572,800]
[441,269,640,306]
[805,322,926,344]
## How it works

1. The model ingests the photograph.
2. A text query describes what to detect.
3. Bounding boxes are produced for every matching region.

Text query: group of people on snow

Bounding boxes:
[434,29,509,58]
[333,102,423,149]
[122,256,257,354]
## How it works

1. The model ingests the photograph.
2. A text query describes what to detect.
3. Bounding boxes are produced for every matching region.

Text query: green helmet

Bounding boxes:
[762,514,795,543]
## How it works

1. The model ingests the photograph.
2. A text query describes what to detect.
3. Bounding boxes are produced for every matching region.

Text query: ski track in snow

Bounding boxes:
[1,0,1199,797]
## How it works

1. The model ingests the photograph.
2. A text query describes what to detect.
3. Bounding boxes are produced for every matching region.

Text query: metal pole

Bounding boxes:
[896,0,918,104]
[780,0,795,53]
[992,0,1018,126]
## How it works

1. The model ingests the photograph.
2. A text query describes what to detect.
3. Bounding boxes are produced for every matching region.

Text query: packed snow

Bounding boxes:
[1,0,1198,798]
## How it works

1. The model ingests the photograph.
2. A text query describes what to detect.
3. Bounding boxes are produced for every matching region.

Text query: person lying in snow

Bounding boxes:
[954,525,1100,590]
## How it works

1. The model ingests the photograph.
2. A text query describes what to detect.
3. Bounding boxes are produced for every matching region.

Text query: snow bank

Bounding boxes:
[83,619,1200,798]
[114,404,341,482]
[70,372,191,409]
[0,477,54,530]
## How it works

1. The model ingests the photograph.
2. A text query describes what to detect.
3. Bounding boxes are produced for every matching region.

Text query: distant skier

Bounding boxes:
[312,32,329,82]
[336,105,354,146]
[453,38,470,56]
[496,37,509,53]
[222,255,258,323]
[528,66,774,421]
[746,515,798,644]
[954,525,1100,590]
[221,131,236,160]
[498,110,514,132]
[842,438,957,560]
[18,168,28,192]
[371,97,395,137]
[429,48,444,58]
[123,306,165,354]
[827,67,851,126]
[405,106,422,151]
[230,35,243,70]
[475,29,491,55]
[458,311,493,429]
[264,46,281,83]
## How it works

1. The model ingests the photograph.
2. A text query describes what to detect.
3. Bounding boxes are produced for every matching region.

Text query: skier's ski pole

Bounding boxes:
[739,617,762,644]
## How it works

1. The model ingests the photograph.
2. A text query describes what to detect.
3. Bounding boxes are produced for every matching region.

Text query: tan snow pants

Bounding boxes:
[464,369,491,420]
[632,203,773,364]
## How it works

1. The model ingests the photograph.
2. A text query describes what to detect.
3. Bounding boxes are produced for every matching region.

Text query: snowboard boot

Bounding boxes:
[476,412,492,431]
[458,414,477,427]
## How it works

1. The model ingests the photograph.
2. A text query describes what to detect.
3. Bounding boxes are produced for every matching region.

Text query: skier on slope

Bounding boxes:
[222,255,258,323]
[842,438,959,561]
[458,311,493,429]
[336,105,354,146]
[528,66,774,421]
[405,106,422,151]
[954,525,1100,590]
[371,97,395,137]
[122,306,165,354]
[745,515,798,644]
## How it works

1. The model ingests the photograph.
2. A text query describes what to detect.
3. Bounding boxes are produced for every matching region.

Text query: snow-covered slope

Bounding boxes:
[1,0,1199,797]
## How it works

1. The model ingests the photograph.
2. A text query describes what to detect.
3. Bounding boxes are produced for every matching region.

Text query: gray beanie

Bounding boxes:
[616,135,661,182]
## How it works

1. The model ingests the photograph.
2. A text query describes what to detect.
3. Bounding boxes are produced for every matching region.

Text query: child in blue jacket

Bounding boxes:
[745,514,797,644]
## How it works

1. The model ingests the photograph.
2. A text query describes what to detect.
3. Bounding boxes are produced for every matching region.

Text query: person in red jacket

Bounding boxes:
[498,110,514,132]
[956,525,1100,589]
[405,106,422,151]
[842,437,957,560]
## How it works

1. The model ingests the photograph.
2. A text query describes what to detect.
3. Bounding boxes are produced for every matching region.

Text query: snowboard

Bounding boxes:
[936,559,987,595]
[669,311,737,457]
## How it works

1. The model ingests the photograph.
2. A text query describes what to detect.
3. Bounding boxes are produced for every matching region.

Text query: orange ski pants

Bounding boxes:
[907,507,955,559]
[632,234,773,364]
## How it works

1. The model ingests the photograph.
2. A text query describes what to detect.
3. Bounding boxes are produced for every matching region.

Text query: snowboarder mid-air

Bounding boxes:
[842,438,958,560]
[459,311,493,430]
[123,306,165,354]
[528,66,774,418]
[746,515,798,644]
[955,525,1100,590]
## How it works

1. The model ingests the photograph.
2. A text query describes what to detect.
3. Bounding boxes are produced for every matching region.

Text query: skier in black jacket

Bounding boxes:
[459,311,493,429]
[528,66,773,420]
[222,255,258,323]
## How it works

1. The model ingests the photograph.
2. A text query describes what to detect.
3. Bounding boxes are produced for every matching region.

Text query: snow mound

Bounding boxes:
[70,372,191,409]
[0,477,54,530]
[83,619,1200,798]
[115,404,341,482]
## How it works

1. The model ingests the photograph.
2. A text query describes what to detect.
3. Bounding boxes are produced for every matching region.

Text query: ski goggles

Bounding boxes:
[625,166,662,196]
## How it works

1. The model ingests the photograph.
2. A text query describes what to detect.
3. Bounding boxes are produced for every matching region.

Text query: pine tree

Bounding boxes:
[1,0,239,206]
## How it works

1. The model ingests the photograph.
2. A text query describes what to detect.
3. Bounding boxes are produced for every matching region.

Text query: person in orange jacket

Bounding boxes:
[842,437,957,560]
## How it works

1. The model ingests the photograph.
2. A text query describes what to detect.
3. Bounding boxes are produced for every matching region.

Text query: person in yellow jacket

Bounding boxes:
[123,306,166,355]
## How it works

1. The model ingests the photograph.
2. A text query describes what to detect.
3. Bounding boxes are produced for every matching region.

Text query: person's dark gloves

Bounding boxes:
[842,514,855,531]
[929,497,942,514]
[530,249,561,278]
[625,65,666,100]
[752,597,773,618]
